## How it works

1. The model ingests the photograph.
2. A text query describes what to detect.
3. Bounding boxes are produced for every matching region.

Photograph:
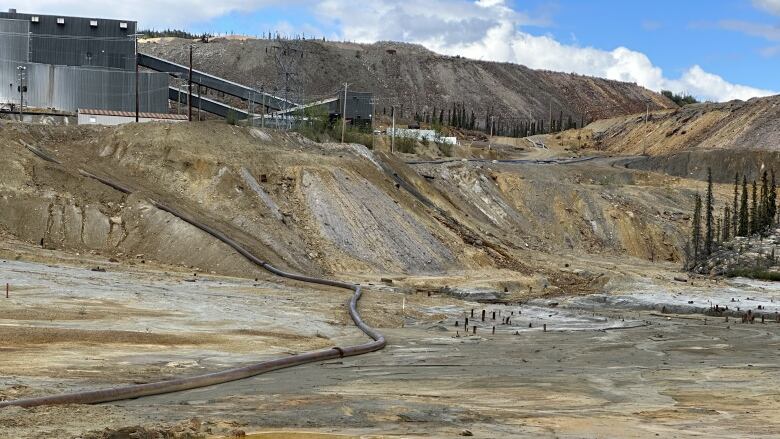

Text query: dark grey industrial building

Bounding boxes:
[0,9,168,113]
[329,91,373,124]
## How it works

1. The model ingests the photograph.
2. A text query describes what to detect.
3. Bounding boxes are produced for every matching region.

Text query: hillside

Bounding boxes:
[547,95,780,182]
[585,96,780,155]
[140,37,675,124]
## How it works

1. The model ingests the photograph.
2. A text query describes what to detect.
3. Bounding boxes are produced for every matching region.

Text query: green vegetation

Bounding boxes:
[225,110,238,126]
[140,29,212,41]
[436,141,453,157]
[394,137,417,154]
[661,90,699,106]
[726,268,780,282]
[687,168,779,272]
[292,108,373,149]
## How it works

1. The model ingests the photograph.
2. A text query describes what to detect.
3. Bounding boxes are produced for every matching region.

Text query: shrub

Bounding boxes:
[394,137,417,154]
[437,142,453,157]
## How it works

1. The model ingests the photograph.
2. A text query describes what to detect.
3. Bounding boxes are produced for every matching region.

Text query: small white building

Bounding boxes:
[78,109,188,126]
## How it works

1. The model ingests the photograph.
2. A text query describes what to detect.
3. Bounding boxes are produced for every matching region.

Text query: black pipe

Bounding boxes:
[0,170,385,408]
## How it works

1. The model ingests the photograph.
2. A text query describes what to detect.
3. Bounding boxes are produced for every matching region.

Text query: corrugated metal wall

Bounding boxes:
[0,12,136,70]
[53,66,168,112]
[0,18,30,62]
[329,91,374,121]
[0,61,167,112]
[0,15,167,113]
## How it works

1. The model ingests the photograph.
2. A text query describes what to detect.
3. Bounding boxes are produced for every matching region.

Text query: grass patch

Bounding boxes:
[437,141,453,157]
[394,137,417,154]
[726,268,780,281]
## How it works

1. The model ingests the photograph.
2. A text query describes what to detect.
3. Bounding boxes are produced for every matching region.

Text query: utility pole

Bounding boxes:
[341,82,349,143]
[548,100,552,135]
[645,102,649,124]
[489,115,494,151]
[134,33,140,122]
[188,44,193,122]
[16,65,26,121]
[261,85,265,128]
[391,105,396,153]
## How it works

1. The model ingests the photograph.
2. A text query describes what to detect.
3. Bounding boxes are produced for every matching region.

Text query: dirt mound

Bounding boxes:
[140,38,675,124]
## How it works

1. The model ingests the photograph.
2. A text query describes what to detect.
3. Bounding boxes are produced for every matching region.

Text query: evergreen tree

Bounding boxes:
[739,176,749,236]
[760,170,769,232]
[732,173,739,237]
[438,109,444,125]
[705,168,714,255]
[770,170,777,228]
[692,194,702,263]
[751,180,759,234]
[716,216,721,244]
[723,205,731,242]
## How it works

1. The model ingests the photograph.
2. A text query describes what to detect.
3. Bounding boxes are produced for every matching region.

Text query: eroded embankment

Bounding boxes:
[0,121,698,283]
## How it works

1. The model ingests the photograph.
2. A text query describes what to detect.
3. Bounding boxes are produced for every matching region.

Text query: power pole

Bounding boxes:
[261,85,265,128]
[391,105,396,153]
[548,100,552,134]
[188,44,193,122]
[341,82,349,143]
[16,65,25,120]
[489,115,494,150]
[135,33,139,122]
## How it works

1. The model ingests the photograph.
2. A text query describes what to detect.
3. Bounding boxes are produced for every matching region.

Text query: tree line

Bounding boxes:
[688,168,777,268]
[383,102,583,138]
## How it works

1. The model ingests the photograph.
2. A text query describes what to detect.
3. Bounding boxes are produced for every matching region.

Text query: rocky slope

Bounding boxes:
[537,94,780,183]
[0,121,699,285]
[140,37,674,124]
[583,95,780,156]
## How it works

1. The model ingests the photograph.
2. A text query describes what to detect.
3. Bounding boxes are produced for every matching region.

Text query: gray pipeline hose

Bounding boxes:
[0,170,385,409]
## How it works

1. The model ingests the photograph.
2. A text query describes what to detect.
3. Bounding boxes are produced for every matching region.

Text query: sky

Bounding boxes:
[8,0,780,102]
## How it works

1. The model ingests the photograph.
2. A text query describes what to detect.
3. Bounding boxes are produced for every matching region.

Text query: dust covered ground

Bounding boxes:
[3,246,780,438]
[0,121,777,438]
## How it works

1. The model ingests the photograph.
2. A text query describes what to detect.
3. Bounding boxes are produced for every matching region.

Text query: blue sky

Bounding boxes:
[8,0,780,101]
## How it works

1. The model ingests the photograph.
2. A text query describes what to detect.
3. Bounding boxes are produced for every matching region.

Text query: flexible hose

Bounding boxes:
[0,170,385,408]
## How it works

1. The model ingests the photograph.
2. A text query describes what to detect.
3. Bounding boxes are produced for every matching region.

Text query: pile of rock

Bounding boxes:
[692,230,780,276]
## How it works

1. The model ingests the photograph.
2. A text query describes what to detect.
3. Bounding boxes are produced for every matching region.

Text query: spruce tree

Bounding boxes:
[692,194,702,263]
[770,170,777,228]
[716,216,721,244]
[739,176,749,236]
[705,168,714,255]
[732,173,739,237]
[751,180,759,234]
[760,170,769,232]
[723,205,731,242]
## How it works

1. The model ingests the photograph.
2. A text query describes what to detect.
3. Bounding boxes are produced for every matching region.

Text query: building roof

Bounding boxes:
[78,109,188,120]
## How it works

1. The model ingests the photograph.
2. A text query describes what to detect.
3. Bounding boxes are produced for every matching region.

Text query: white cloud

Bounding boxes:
[312,0,775,102]
[753,0,780,15]
[3,0,774,101]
